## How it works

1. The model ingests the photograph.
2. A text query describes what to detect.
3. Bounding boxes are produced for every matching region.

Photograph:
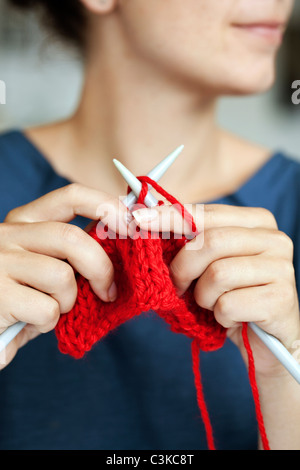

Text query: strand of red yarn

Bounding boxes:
[191,340,216,450]
[242,323,270,450]
[135,176,198,235]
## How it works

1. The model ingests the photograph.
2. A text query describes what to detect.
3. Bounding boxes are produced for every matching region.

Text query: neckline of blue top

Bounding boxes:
[2,128,293,206]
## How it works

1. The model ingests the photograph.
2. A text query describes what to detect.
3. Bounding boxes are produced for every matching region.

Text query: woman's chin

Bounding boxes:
[220,68,276,97]
[177,59,277,98]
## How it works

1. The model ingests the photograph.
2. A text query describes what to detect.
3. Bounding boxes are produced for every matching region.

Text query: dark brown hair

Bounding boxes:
[7,0,87,49]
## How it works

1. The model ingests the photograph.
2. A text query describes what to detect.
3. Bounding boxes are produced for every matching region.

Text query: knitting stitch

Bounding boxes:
[55,177,269,450]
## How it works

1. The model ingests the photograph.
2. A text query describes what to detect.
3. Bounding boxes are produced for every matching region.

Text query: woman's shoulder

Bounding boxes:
[0,128,23,155]
[216,145,300,244]
[0,128,48,169]
[218,131,300,209]
[0,129,70,222]
[0,129,48,182]
[268,151,300,180]
[260,151,300,202]
[0,127,69,186]
[229,150,300,214]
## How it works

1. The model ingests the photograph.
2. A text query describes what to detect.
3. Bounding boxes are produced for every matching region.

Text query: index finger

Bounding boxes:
[132,203,278,236]
[5,183,130,236]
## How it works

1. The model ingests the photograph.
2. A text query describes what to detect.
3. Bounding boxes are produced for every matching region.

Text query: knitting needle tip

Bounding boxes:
[113,159,158,207]
[147,145,184,181]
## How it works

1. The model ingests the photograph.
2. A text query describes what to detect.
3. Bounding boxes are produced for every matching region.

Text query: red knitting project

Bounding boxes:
[55,176,270,450]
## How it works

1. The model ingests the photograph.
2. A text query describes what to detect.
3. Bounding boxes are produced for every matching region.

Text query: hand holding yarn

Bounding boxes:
[0,184,130,369]
[132,203,300,378]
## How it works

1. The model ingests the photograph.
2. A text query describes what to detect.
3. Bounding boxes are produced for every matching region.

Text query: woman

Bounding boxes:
[0,0,299,450]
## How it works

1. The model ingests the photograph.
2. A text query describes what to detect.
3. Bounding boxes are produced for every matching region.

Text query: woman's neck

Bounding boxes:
[72,54,220,198]
[24,19,270,203]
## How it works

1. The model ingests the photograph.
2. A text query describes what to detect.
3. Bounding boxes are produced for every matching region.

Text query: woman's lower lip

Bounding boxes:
[232,24,284,45]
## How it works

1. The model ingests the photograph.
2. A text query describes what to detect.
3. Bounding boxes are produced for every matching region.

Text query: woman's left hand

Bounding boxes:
[132,204,300,377]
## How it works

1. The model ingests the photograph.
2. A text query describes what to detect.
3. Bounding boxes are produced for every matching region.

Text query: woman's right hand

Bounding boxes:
[0,183,130,369]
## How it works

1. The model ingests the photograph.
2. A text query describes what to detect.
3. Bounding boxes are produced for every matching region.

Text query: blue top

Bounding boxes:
[0,130,299,450]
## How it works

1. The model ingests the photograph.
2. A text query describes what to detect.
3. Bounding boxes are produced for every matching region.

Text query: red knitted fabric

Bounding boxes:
[55,177,269,450]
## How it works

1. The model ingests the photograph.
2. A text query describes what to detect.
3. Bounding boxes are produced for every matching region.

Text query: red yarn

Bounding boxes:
[191,340,216,450]
[242,323,270,450]
[55,176,269,450]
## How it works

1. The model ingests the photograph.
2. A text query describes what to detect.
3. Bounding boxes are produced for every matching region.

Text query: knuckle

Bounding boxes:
[60,223,84,245]
[55,262,75,287]
[257,208,277,227]
[277,231,294,255]
[0,243,25,265]
[96,201,114,221]
[194,283,211,311]
[97,198,125,227]
[63,183,82,198]
[204,228,221,251]
[4,208,20,223]
[40,300,60,331]
[204,204,217,223]
[214,294,231,323]
[207,260,227,285]
[61,291,78,314]
[280,258,295,280]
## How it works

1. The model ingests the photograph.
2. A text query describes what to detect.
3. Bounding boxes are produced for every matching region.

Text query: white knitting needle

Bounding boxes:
[114,160,300,385]
[113,159,158,208]
[119,144,184,209]
[0,145,184,355]
[248,322,300,384]
[113,145,185,208]
[0,321,26,354]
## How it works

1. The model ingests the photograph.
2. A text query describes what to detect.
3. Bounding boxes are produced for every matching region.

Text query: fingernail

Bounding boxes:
[108,281,117,302]
[132,209,159,224]
[125,211,134,224]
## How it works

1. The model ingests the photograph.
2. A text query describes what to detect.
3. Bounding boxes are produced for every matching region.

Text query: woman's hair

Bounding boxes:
[7,0,87,49]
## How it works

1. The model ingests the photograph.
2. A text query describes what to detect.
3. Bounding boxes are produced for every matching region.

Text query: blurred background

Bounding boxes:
[0,0,299,160]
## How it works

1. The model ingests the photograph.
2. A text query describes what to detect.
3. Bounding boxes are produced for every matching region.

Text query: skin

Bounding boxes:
[1,0,299,449]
